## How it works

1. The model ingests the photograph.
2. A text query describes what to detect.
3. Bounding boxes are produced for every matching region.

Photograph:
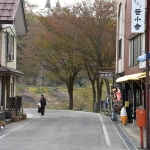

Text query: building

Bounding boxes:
[0,0,27,111]
[116,0,147,123]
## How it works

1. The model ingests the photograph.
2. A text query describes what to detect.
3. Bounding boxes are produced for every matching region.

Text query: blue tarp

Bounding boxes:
[137,52,150,62]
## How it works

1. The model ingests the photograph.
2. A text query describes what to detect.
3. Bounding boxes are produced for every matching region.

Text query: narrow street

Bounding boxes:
[0,109,128,150]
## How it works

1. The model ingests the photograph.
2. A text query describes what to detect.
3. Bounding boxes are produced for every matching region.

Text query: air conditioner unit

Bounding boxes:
[7,53,13,62]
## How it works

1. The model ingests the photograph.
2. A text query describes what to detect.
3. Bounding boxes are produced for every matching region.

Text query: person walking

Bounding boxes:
[40,95,46,116]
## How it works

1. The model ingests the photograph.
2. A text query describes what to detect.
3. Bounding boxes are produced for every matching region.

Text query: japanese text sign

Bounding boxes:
[99,72,112,78]
[131,0,145,33]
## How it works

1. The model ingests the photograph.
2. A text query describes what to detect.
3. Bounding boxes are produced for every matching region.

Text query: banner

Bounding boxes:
[131,0,145,33]
[111,86,122,102]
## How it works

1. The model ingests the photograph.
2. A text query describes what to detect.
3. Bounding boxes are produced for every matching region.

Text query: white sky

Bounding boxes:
[27,0,80,9]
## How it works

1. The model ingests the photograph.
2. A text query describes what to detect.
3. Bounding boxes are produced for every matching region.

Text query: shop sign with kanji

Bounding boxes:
[131,0,145,33]
[99,72,112,78]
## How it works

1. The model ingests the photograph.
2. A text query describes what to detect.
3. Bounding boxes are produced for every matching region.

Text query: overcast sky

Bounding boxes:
[27,0,80,9]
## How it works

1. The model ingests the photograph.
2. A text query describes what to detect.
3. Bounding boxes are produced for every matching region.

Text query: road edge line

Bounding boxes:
[97,113,111,146]
[0,122,29,139]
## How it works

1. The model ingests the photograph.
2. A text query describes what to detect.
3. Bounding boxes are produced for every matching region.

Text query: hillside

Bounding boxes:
[16,84,104,112]
[16,86,69,110]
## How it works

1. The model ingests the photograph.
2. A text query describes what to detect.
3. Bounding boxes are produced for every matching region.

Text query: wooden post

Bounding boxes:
[146,0,150,148]
[140,127,144,148]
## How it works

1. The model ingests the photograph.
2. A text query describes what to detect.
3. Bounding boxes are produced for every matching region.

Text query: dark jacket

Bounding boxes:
[40,98,46,108]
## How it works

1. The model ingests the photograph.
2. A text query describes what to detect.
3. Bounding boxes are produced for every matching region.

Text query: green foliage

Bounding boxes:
[74,85,93,111]
[28,87,49,94]
[16,85,26,91]
[18,0,117,109]
[17,82,111,112]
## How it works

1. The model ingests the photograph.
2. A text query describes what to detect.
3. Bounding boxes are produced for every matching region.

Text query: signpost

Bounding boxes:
[145,0,150,148]
[99,68,115,113]
[99,72,113,79]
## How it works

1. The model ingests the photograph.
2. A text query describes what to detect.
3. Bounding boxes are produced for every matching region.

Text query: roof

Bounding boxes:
[0,65,24,76]
[0,0,27,35]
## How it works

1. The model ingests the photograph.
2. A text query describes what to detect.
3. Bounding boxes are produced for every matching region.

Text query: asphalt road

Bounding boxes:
[0,109,128,150]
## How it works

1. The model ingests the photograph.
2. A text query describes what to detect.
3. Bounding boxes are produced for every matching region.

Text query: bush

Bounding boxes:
[28,87,49,94]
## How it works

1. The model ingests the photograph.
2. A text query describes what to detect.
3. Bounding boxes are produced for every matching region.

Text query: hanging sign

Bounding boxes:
[99,72,112,78]
[131,0,145,33]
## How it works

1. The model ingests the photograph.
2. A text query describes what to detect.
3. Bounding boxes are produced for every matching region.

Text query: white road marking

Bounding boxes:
[97,114,111,146]
[0,122,29,139]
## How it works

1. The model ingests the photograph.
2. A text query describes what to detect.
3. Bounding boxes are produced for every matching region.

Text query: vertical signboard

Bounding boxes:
[111,86,122,103]
[111,86,122,115]
[131,0,145,33]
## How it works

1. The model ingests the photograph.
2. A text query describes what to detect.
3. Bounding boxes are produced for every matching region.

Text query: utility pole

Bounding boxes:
[146,0,150,148]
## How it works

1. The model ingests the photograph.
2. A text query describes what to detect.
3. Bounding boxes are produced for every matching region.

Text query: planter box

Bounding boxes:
[12,116,20,122]
[23,114,27,119]
[19,116,23,121]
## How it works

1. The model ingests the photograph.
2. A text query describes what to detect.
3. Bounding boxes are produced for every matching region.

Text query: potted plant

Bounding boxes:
[0,121,6,128]
[17,112,23,120]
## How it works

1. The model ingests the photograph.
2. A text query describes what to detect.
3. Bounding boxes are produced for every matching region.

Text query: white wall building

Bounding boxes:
[0,0,27,110]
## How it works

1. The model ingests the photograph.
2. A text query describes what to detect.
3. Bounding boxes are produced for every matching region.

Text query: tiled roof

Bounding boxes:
[0,0,27,35]
[0,65,24,75]
[0,0,20,24]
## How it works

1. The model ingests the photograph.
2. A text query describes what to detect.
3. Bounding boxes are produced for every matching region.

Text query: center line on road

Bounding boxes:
[97,114,111,146]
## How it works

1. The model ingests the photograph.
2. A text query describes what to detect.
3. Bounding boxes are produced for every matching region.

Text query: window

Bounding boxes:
[136,90,141,107]
[5,32,8,57]
[5,32,14,61]
[118,39,122,59]
[11,77,14,97]
[130,34,142,66]
[118,3,123,60]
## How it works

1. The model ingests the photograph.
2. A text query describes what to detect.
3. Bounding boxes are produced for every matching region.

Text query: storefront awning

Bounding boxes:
[116,72,146,82]
[0,65,24,76]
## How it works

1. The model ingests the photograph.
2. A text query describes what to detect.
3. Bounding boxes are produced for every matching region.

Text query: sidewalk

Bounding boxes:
[111,116,147,150]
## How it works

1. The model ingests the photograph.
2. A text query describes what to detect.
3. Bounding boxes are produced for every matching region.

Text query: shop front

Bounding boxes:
[116,72,146,124]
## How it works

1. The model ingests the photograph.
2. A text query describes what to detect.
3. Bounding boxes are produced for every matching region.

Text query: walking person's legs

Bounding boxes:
[43,107,45,115]
[41,107,44,116]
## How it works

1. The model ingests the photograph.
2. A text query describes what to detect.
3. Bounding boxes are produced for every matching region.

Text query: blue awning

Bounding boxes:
[137,52,150,62]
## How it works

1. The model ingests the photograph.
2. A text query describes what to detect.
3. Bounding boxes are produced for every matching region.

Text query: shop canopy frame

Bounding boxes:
[116,72,148,82]
[116,72,149,88]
